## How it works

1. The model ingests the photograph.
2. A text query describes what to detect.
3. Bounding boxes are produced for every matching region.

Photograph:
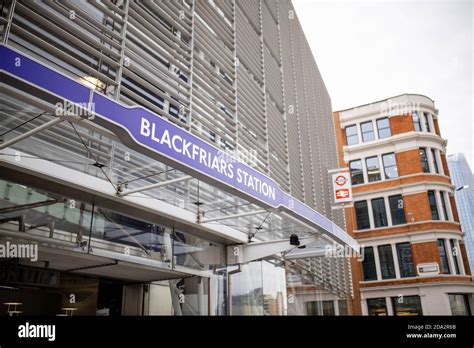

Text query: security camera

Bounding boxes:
[290,234,300,246]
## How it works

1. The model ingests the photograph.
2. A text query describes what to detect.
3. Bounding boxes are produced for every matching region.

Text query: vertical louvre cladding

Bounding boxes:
[192,0,237,153]
[0,2,13,41]
[308,62,332,216]
[123,1,192,127]
[7,0,342,222]
[235,2,268,173]
[263,0,289,192]
[278,0,304,202]
[300,40,321,212]
[261,1,280,68]
[235,3,262,80]
[236,0,260,32]
[8,0,125,94]
[290,11,316,208]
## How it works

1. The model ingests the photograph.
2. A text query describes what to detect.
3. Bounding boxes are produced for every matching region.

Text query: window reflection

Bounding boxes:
[350,160,364,185]
[366,156,381,182]
[367,298,387,316]
[391,295,423,316]
[361,121,375,142]
[382,153,398,179]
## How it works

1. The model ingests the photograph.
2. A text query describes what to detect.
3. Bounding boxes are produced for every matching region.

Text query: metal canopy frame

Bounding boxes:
[0,52,355,302]
[118,175,193,196]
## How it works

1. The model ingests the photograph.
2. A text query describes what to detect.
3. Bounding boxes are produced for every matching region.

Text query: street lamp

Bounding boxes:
[455,185,469,191]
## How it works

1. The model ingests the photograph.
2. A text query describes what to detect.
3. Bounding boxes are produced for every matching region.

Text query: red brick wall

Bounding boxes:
[352,174,451,194]
[412,241,442,270]
[449,195,460,222]
[396,149,422,176]
[354,221,461,239]
[333,112,347,166]
[350,256,362,315]
[344,206,357,236]
[403,192,432,222]
[441,153,450,176]
[433,118,441,136]
[460,243,472,275]
[359,275,472,288]
[389,115,414,135]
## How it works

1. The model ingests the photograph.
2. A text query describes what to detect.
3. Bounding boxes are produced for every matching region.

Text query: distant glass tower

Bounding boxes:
[448,153,474,272]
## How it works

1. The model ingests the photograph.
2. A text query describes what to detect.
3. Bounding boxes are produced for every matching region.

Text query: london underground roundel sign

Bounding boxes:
[334,175,347,186]
[332,172,353,203]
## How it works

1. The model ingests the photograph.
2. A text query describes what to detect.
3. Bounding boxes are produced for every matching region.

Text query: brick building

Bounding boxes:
[334,94,474,315]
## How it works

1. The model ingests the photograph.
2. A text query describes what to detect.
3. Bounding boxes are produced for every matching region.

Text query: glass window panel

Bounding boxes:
[391,296,423,316]
[322,301,335,316]
[350,160,364,185]
[440,191,449,220]
[367,298,387,316]
[338,300,348,315]
[396,242,415,277]
[376,117,391,139]
[306,301,335,316]
[450,239,461,275]
[361,121,375,142]
[378,244,396,279]
[413,112,421,132]
[366,156,381,182]
[449,294,471,315]
[355,201,370,230]
[437,239,451,274]
[431,149,440,174]
[428,191,439,220]
[419,148,430,173]
[423,112,431,132]
[345,125,359,145]
[372,198,388,227]
[382,153,398,179]
[389,195,406,225]
[362,246,377,281]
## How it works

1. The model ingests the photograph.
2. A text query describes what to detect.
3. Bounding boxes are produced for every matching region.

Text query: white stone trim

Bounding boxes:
[443,191,454,221]
[454,239,466,275]
[353,181,454,200]
[367,198,375,230]
[356,230,463,245]
[373,245,382,281]
[338,94,436,123]
[343,132,447,161]
[384,196,393,226]
[391,243,401,279]
[425,146,434,173]
[437,149,445,175]
[385,296,394,315]
[360,279,474,293]
[434,190,444,220]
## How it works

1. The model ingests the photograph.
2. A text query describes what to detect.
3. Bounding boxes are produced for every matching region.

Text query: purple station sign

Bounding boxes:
[0,45,358,251]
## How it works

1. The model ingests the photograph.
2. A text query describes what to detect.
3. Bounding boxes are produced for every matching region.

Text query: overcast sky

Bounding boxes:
[293,0,473,169]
